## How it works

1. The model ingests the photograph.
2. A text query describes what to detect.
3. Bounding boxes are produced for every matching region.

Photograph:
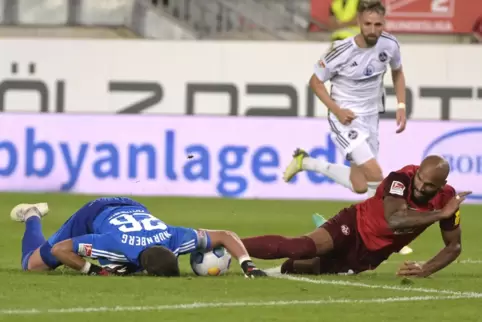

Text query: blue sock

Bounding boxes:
[21,216,46,265]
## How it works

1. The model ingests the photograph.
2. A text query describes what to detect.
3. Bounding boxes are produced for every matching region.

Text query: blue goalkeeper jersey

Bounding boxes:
[71,205,211,266]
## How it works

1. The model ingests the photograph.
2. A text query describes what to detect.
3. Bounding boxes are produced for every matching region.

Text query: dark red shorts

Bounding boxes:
[317,205,391,274]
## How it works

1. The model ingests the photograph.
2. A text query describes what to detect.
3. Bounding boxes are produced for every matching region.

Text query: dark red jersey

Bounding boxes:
[356,165,460,251]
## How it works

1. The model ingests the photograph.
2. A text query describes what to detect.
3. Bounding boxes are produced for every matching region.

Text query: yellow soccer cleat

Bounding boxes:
[283,148,309,182]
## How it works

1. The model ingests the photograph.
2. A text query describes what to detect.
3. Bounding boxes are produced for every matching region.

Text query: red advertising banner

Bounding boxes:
[310,0,481,34]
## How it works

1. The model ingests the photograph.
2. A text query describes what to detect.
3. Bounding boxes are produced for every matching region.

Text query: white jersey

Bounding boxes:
[314,32,402,116]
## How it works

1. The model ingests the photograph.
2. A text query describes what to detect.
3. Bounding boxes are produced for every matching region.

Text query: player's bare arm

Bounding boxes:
[51,238,120,276]
[383,196,446,230]
[309,74,339,113]
[391,68,406,105]
[51,239,107,275]
[391,67,407,133]
[203,230,267,278]
[309,74,355,125]
[384,190,472,230]
[421,226,461,277]
[51,239,86,271]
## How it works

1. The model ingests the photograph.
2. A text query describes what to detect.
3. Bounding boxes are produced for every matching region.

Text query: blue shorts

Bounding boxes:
[34,197,144,270]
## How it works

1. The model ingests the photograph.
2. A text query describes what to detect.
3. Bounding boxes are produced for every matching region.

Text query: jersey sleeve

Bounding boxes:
[176,228,212,255]
[313,41,351,82]
[195,229,212,250]
[390,44,402,70]
[71,234,130,263]
[439,186,461,231]
[382,172,411,199]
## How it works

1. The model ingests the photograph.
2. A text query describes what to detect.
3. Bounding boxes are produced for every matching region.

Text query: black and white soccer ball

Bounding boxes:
[190,247,232,276]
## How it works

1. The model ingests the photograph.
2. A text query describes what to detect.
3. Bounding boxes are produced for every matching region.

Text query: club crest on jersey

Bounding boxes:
[379,51,388,62]
[348,130,358,140]
[341,225,350,236]
[78,243,93,257]
[389,181,405,196]
[363,65,374,76]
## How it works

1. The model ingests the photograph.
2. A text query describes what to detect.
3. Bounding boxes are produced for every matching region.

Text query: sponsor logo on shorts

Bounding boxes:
[389,181,405,196]
[78,243,93,257]
[341,224,350,235]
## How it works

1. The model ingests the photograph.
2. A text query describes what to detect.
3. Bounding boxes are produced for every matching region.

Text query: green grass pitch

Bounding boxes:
[1,193,481,322]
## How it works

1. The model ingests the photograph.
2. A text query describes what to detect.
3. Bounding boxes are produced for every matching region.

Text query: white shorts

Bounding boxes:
[327,113,379,165]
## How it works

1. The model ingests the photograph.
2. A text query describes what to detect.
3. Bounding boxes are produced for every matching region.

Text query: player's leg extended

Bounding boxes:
[283,148,358,191]
[282,206,359,275]
[361,114,384,197]
[241,226,334,260]
[34,198,115,271]
[346,115,383,197]
[10,203,51,271]
[284,115,370,194]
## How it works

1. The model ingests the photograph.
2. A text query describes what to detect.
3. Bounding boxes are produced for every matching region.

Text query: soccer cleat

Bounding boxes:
[10,203,49,222]
[283,148,309,182]
[398,246,413,255]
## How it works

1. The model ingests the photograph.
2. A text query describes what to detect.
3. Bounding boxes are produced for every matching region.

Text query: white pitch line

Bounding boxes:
[382,259,482,265]
[265,267,482,297]
[0,295,478,316]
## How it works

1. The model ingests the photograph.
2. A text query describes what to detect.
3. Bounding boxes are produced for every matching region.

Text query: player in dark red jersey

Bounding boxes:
[242,155,470,277]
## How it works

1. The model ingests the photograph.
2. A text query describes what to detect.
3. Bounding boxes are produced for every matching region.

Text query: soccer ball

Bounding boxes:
[190,247,232,276]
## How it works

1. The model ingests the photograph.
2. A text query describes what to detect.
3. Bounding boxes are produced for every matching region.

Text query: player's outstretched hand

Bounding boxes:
[335,108,357,125]
[441,191,472,219]
[103,264,137,276]
[245,268,268,279]
[395,108,407,133]
[396,260,427,277]
[241,260,268,278]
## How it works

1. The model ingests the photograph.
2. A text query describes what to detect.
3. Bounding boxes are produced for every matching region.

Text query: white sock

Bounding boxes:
[24,208,41,221]
[367,181,381,197]
[301,157,328,173]
[302,158,353,191]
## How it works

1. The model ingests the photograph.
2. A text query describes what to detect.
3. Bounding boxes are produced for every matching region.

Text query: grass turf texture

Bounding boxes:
[1,193,481,321]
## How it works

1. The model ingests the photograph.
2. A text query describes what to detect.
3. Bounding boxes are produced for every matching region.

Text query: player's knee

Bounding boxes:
[349,164,368,194]
[139,246,180,277]
[50,242,67,258]
[360,159,383,182]
[351,182,368,194]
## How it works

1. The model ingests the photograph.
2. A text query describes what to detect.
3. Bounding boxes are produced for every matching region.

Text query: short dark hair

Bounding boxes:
[139,246,180,277]
[357,0,386,15]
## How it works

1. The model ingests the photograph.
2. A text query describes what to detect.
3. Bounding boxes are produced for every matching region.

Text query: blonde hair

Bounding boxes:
[357,0,386,15]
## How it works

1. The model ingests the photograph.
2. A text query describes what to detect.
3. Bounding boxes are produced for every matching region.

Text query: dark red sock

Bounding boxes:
[281,259,295,273]
[241,235,317,260]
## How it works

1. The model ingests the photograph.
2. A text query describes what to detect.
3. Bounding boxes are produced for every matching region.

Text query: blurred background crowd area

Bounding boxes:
[0,0,479,44]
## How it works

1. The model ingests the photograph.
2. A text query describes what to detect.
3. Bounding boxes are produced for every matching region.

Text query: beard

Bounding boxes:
[363,34,379,47]
[412,188,438,204]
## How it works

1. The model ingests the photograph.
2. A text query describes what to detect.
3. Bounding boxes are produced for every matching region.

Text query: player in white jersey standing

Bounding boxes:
[283,0,412,254]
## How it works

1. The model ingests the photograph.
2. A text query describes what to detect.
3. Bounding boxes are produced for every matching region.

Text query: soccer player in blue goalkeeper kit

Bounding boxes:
[13,197,267,278]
